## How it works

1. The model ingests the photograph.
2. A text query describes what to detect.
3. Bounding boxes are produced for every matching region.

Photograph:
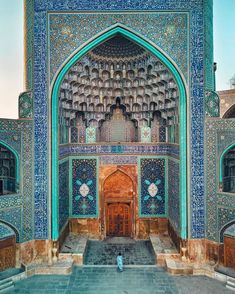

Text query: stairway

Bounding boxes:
[0,278,14,293]
[84,237,156,265]
[226,277,235,291]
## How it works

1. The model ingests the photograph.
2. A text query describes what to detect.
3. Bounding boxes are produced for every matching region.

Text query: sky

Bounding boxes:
[0,0,234,119]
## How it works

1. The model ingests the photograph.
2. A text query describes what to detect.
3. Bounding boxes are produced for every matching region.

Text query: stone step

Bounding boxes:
[226,285,235,292]
[0,279,14,293]
[84,239,156,265]
[226,277,235,291]
[227,277,235,285]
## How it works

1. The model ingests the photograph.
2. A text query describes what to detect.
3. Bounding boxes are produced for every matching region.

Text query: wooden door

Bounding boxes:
[224,236,235,268]
[107,203,131,237]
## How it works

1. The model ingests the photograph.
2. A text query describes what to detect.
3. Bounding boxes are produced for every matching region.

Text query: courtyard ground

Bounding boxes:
[10,265,233,294]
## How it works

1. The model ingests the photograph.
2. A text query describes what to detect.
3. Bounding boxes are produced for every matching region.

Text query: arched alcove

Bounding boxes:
[51,25,187,241]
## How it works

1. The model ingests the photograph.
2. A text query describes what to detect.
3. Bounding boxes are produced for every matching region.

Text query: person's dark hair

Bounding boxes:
[118,253,122,256]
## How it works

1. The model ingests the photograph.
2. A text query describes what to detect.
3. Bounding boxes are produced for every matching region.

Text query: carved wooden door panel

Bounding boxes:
[224,236,235,268]
[107,203,131,237]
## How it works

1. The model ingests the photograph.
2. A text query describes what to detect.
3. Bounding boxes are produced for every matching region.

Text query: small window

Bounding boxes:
[0,144,17,195]
[223,147,235,193]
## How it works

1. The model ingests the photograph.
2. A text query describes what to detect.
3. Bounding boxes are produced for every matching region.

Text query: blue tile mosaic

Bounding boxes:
[139,158,166,217]
[59,144,180,159]
[71,158,98,217]
[0,223,15,240]
[168,159,180,235]
[49,13,188,82]
[0,207,21,242]
[59,160,69,232]
[0,120,33,243]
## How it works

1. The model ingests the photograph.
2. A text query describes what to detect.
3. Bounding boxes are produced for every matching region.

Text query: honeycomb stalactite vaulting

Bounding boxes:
[59,35,179,144]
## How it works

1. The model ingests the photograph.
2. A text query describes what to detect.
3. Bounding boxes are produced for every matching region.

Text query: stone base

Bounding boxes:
[69,219,100,239]
[166,258,193,275]
[26,260,73,276]
[17,240,52,266]
[187,239,220,265]
[150,235,179,266]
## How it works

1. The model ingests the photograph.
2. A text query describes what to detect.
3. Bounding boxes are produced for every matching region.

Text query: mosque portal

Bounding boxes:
[3,0,235,277]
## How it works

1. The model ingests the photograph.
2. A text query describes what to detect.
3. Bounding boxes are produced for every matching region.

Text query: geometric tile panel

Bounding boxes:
[205,90,220,117]
[159,126,166,143]
[49,12,188,83]
[139,158,166,217]
[59,160,69,232]
[168,159,180,235]
[71,158,98,217]
[141,127,151,143]
[19,91,33,119]
[86,127,96,144]
[71,127,78,143]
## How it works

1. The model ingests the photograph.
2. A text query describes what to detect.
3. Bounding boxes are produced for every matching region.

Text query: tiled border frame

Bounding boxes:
[58,157,69,234]
[168,156,181,235]
[33,0,205,240]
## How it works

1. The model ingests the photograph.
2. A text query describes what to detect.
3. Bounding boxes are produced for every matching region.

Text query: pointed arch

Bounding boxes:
[103,169,134,198]
[51,24,187,240]
[0,221,19,242]
[223,104,235,119]
[220,220,235,243]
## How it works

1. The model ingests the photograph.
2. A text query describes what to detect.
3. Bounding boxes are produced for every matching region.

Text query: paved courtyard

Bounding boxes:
[11,266,232,294]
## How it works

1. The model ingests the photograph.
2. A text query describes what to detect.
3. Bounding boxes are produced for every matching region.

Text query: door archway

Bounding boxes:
[103,170,134,237]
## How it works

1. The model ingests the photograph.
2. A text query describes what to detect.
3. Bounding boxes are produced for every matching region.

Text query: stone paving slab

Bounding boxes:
[10,266,233,294]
